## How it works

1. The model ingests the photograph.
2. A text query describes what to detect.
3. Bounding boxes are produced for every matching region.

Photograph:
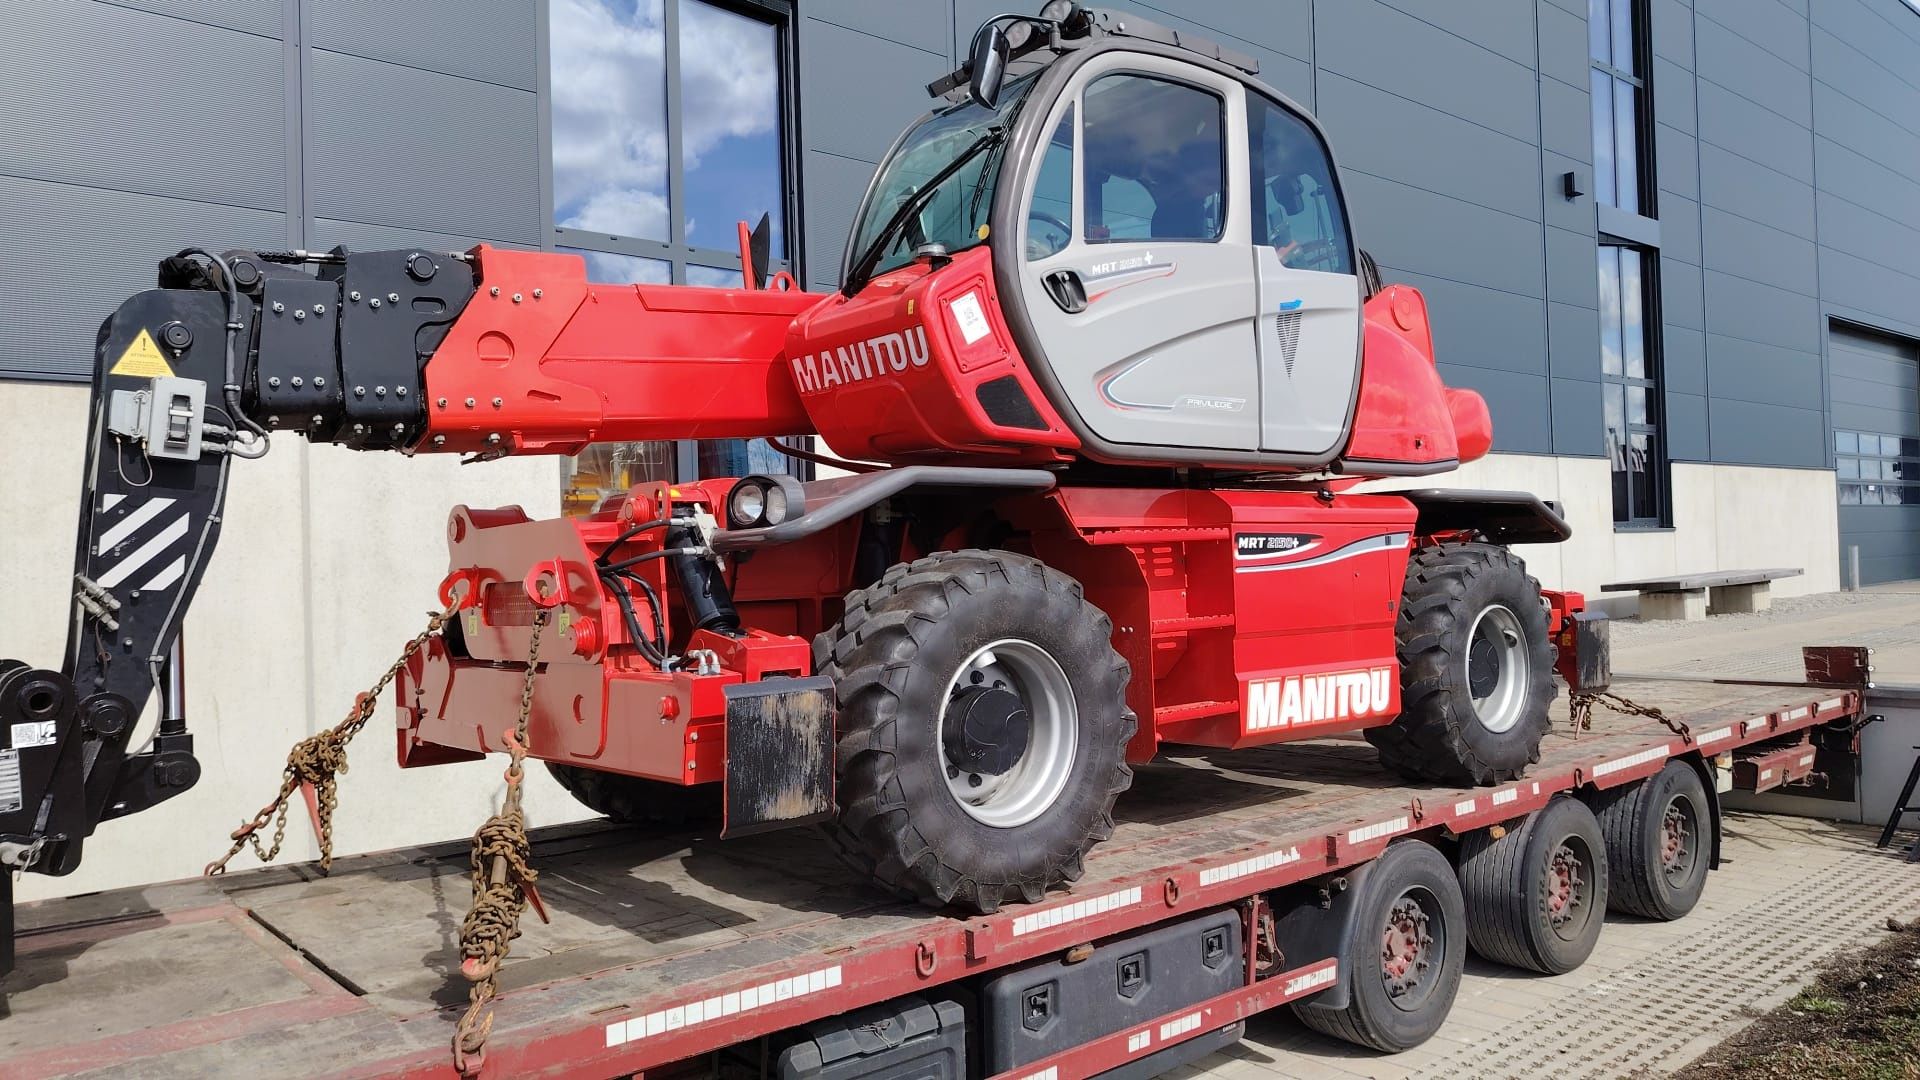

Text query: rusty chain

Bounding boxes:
[205,599,460,877]
[453,607,549,1076]
[1569,689,1693,744]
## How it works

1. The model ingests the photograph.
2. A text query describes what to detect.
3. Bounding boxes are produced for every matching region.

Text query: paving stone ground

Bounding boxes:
[1190,813,1920,1079]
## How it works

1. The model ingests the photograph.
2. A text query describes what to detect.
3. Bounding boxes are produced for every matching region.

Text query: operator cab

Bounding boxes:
[840,4,1365,470]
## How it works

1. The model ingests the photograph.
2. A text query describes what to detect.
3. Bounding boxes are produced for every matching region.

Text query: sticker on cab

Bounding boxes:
[949,292,992,346]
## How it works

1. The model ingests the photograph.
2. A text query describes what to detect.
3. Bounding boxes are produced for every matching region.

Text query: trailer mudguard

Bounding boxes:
[1267,862,1378,1011]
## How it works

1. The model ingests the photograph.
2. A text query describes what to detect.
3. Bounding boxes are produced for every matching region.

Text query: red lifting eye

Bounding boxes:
[659,696,681,720]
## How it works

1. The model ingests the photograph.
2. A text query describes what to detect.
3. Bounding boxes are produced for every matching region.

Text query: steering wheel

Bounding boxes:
[1273,236,1342,273]
[1027,210,1072,260]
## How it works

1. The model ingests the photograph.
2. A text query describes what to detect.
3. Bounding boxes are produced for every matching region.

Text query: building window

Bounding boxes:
[1836,431,1920,505]
[1588,0,1650,216]
[549,0,800,509]
[1599,245,1666,525]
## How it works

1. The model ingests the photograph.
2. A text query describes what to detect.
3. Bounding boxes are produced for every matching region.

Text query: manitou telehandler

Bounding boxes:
[0,4,1592,969]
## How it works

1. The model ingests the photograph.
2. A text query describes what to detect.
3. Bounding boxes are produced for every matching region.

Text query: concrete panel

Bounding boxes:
[1816,192,1920,281]
[1697,82,1813,183]
[1543,152,1598,235]
[1653,57,1697,136]
[1661,194,1701,266]
[1656,123,1699,199]
[1538,0,1590,89]
[1814,137,1920,233]
[1550,377,1605,456]
[819,0,953,56]
[800,18,948,163]
[1377,267,1549,376]
[1373,0,1538,65]
[1710,463,1839,591]
[0,0,285,211]
[307,50,540,244]
[1652,0,1696,69]
[1697,0,1809,71]
[1314,0,1537,141]
[1548,300,1602,381]
[1437,365,1553,453]
[0,175,287,381]
[1665,325,1708,395]
[1343,174,1545,298]
[1703,269,1822,353]
[1701,208,1818,296]
[1705,334,1824,409]
[1812,0,1920,96]
[1811,28,1920,141]
[1706,397,1826,466]
[1665,390,1710,460]
[1318,72,1541,221]
[801,149,877,289]
[1812,82,1920,190]
[311,0,538,90]
[1819,248,1920,331]
[1661,258,1705,330]
[1696,18,1813,128]
[1697,143,1816,241]
[1540,75,1593,163]
[1546,225,1600,309]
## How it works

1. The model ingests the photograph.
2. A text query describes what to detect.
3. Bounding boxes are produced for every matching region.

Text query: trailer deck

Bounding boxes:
[0,676,1860,1080]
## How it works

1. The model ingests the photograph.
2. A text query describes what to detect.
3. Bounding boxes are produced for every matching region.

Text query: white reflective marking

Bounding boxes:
[1798,752,1815,766]
[101,493,125,511]
[1019,1068,1059,1080]
[1785,705,1811,722]
[1199,846,1301,886]
[1012,886,1141,936]
[141,556,186,593]
[1492,788,1519,806]
[1817,696,1845,713]
[1454,798,1477,816]
[1128,1030,1152,1053]
[1695,726,1734,746]
[95,497,175,554]
[1283,964,1338,995]
[95,514,189,588]
[1593,745,1669,778]
[1159,1011,1203,1040]
[602,965,844,1047]
[1346,816,1409,845]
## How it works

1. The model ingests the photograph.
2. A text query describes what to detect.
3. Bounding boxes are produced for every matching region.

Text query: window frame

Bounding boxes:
[541,0,802,287]
[1598,242,1670,528]
[1078,70,1231,247]
[1588,0,1657,221]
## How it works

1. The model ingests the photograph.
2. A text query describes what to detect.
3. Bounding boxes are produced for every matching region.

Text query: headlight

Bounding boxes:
[726,474,807,530]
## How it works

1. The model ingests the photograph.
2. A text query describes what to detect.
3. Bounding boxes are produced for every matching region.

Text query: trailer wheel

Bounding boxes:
[1293,840,1466,1052]
[1368,542,1556,785]
[815,550,1135,914]
[1457,796,1608,973]
[1592,761,1710,919]
[545,763,721,826]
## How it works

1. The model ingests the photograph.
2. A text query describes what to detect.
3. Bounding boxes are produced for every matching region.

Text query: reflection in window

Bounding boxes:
[679,0,785,257]
[1083,74,1224,243]
[1599,245,1665,524]
[562,440,675,516]
[1249,95,1352,274]
[551,0,669,241]
[1589,0,1649,216]
[563,247,673,284]
[1836,428,1920,506]
[1026,108,1075,261]
[687,263,745,288]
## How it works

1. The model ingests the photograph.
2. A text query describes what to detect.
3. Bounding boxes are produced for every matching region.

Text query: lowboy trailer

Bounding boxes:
[1,671,1865,1079]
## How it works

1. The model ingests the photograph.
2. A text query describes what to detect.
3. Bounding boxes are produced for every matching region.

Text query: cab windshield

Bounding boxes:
[846,75,1037,282]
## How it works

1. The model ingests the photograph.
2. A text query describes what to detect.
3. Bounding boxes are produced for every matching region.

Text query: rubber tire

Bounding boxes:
[814,550,1135,914]
[1368,542,1557,785]
[1592,760,1711,920]
[1293,840,1467,1053]
[1458,796,1609,973]
[545,762,721,826]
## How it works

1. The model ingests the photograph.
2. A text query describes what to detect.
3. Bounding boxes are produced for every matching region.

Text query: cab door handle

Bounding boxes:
[1042,269,1088,313]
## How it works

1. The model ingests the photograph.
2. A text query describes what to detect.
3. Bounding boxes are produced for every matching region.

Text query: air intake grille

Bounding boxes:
[1274,311,1302,375]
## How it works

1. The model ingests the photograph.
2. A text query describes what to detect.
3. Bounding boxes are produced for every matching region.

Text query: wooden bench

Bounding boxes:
[1600,568,1804,621]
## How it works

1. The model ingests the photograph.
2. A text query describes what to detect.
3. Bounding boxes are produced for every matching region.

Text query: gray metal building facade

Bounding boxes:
[2,0,1917,579]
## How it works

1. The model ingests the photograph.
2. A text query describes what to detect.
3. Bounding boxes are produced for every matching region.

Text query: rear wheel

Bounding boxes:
[1458,796,1608,973]
[1293,840,1466,1052]
[815,550,1135,914]
[544,763,720,826]
[1368,542,1556,785]
[1592,761,1711,919]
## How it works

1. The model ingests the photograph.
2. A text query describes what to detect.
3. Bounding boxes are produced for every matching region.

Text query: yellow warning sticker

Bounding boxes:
[110,329,176,379]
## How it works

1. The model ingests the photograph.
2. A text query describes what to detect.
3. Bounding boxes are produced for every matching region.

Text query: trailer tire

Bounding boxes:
[1592,761,1710,920]
[1457,796,1608,973]
[1368,542,1555,785]
[1294,840,1466,1052]
[815,550,1135,914]
[544,763,721,826]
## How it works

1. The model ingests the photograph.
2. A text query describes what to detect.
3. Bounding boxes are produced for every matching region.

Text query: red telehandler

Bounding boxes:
[0,3,1596,974]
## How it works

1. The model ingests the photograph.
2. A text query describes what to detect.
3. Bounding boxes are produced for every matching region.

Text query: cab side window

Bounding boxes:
[1249,95,1353,274]
[1027,107,1075,261]
[1082,74,1224,243]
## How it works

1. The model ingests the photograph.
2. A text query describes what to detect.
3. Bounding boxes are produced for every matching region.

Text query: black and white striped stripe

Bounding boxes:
[92,493,191,592]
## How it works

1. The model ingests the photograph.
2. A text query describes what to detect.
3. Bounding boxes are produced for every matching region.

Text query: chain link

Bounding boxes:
[206,601,459,877]
[453,608,548,1076]
[1569,689,1693,744]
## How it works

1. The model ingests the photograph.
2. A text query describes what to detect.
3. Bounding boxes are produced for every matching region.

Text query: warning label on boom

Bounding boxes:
[110,329,176,379]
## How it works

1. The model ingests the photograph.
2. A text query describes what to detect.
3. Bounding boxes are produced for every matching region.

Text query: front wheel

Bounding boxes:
[1368,542,1556,785]
[814,550,1135,913]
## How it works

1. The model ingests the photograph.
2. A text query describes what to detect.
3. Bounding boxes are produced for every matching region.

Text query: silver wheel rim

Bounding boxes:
[939,638,1078,828]
[1467,604,1529,734]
